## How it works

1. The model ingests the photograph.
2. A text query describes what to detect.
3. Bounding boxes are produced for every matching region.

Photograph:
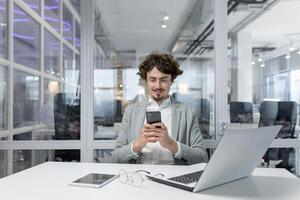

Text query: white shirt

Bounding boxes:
[131,96,181,164]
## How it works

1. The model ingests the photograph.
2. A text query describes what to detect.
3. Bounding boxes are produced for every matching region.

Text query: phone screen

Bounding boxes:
[70,173,117,188]
[146,111,161,124]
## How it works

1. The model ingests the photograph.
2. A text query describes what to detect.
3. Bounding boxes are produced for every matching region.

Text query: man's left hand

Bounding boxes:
[143,122,178,154]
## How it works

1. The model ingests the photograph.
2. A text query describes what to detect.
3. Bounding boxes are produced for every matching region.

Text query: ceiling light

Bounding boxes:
[163,15,169,21]
[285,54,290,59]
[161,24,167,29]
[258,57,263,62]
[289,46,296,51]
[260,63,265,68]
[297,50,300,55]
[251,61,256,65]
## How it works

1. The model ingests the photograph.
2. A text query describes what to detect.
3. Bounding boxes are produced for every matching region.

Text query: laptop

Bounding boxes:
[146,125,281,192]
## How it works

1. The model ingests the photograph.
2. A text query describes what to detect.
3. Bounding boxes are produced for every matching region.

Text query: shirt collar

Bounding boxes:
[147,96,171,109]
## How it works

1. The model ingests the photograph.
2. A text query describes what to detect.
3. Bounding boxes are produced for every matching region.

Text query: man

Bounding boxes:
[111,53,207,165]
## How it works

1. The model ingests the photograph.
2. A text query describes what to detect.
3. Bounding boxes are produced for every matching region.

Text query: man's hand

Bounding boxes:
[143,123,178,154]
[132,123,162,153]
[132,130,148,153]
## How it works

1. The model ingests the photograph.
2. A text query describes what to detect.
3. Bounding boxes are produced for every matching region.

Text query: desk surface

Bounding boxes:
[0,162,299,200]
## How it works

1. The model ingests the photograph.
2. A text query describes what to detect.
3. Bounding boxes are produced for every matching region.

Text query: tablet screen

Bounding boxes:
[71,173,117,188]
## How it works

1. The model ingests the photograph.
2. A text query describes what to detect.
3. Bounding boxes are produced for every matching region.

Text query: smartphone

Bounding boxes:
[146,111,161,124]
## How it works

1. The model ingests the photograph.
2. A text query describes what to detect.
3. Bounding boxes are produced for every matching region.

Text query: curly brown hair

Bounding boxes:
[137,53,183,81]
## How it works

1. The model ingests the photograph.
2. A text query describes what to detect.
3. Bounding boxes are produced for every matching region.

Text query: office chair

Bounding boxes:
[53,93,80,161]
[275,101,297,138]
[196,98,211,140]
[258,101,278,128]
[259,101,297,138]
[259,101,297,172]
[229,101,253,123]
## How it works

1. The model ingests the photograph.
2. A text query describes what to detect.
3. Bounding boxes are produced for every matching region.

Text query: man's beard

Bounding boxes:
[151,91,167,102]
[152,95,164,102]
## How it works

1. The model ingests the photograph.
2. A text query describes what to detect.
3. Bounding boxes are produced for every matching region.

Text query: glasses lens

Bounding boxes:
[131,173,143,187]
[118,169,128,183]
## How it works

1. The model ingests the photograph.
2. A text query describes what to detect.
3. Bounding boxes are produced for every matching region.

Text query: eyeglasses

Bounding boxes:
[118,169,164,188]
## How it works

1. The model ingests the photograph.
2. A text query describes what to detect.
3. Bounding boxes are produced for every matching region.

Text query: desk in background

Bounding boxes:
[0,162,299,200]
[94,126,118,140]
[94,124,121,140]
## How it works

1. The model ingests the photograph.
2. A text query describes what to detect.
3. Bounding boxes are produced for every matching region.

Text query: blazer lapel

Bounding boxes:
[134,100,147,139]
[171,98,181,140]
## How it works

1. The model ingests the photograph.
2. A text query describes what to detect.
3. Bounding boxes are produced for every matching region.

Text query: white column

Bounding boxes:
[214,0,228,138]
[80,0,95,162]
[237,30,253,102]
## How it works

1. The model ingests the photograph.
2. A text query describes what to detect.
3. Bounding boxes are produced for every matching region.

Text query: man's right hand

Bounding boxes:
[132,124,157,153]
[132,129,148,153]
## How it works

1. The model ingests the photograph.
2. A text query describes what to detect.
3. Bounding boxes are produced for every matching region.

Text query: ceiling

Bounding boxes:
[243,0,300,49]
[95,0,300,59]
[95,0,199,54]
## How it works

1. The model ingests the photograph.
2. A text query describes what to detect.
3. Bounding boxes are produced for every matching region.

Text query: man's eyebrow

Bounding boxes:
[160,76,168,79]
[148,76,169,79]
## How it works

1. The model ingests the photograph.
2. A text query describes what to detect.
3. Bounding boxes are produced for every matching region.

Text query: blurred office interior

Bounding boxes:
[0,0,300,178]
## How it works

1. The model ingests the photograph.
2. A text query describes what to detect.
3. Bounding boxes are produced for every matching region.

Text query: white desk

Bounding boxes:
[0,162,299,200]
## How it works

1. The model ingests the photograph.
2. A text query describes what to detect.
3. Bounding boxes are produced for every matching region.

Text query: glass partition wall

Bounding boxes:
[228,0,300,174]
[0,0,81,176]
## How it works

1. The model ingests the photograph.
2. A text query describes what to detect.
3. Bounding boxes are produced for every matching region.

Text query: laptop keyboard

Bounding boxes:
[168,171,203,184]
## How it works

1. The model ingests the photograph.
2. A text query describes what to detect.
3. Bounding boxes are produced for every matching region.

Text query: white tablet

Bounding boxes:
[69,173,118,188]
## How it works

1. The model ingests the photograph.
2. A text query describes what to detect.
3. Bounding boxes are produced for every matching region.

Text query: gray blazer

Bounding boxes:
[111,97,208,165]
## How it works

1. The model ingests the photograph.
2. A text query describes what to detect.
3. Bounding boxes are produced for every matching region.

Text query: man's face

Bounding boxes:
[146,67,172,102]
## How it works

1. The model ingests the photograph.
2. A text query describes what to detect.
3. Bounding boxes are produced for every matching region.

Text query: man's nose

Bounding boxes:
[154,80,162,88]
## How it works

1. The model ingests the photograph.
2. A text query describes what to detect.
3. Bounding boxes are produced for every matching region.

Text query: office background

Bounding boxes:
[0,0,299,178]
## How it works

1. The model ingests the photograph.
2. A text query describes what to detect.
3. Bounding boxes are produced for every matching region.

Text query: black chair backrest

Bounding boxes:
[229,101,253,123]
[276,101,297,138]
[54,93,80,140]
[53,93,80,162]
[258,101,278,127]
[259,101,297,138]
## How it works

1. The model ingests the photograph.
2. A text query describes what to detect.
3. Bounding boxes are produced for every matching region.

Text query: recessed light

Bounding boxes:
[261,63,265,68]
[161,24,167,29]
[163,15,169,21]
[285,54,290,59]
[258,58,263,62]
[289,46,296,51]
